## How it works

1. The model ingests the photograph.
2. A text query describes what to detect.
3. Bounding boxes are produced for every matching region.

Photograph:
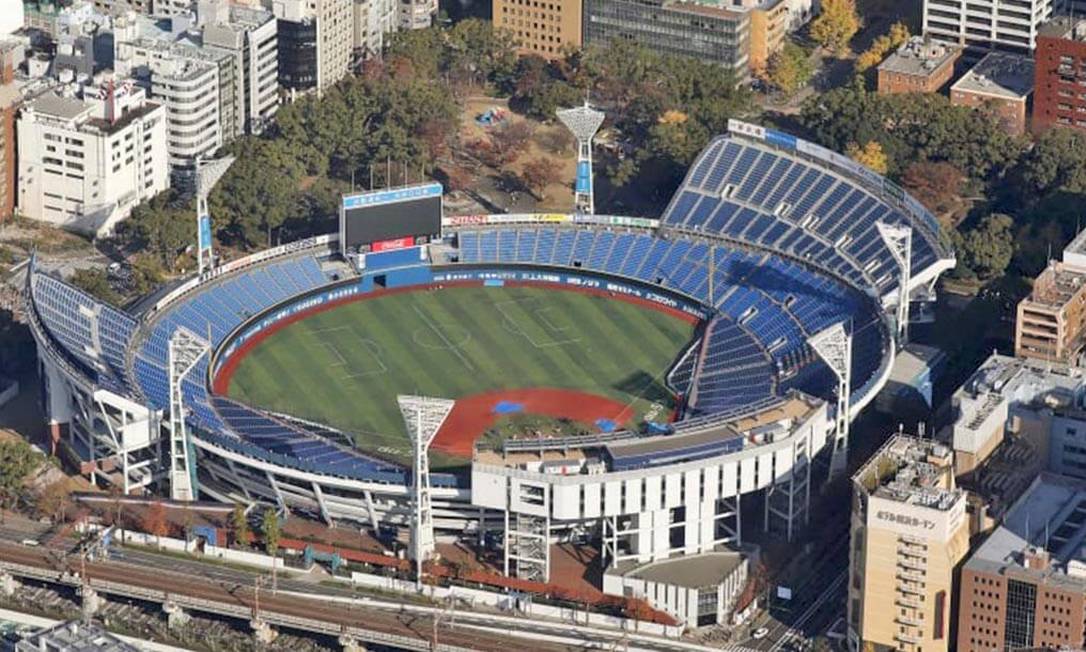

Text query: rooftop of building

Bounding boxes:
[951,52,1034,100]
[26,91,89,120]
[1021,260,1086,309]
[19,619,139,651]
[967,472,1086,588]
[618,549,748,589]
[853,434,962,511]
[1039,15,1086,41]
[663,1,746,21]
[878,36,961,76]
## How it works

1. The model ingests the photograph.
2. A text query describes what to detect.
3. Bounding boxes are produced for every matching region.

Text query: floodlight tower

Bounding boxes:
[195,156,235,276]
[168,327,210,501]
[398,395,455,587]
[556,102,605,215]
[808,322,852,478]
[877,222,913,346]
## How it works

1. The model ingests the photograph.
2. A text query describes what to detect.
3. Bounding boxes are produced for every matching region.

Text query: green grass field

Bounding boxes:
[225,286,695,463]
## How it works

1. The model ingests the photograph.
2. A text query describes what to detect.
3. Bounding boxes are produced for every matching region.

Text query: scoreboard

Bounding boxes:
[339,183,443,253]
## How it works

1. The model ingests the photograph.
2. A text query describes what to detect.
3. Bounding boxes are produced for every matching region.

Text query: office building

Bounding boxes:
[847,435,969,652]
[957,472,1086,651]
[950,52,1034,135]
[145,56,223,174]
[16,82,169,237]
[493,0,582,58]
[1034,16,1086,133]
[399,0,436,30]
[197,1,279,134]
[267,0,352,94]
[0,43,20,222]
[878,37,961,94]
[583,0,750,75]
[351,0,397,61]
[923,0,1061,55]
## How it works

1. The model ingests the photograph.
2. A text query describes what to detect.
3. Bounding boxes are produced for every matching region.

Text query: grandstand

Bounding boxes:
[25,121,953,616]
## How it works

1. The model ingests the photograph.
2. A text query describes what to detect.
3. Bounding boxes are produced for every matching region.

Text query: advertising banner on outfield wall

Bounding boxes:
[444,214,659,229]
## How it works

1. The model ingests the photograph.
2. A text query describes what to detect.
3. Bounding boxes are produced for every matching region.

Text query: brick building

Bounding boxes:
[878,37,961,95]
[493,0,583,59]
[950,52,1034,135]
[1034,16,1086,133]
[0,41,20,223]
[958,473,1086,652]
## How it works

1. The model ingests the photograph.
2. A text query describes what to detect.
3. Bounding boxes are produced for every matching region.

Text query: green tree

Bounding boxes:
[69,268,121,306]
[810,0,861,55]
[956,213,1015,281]
[1019,127,1086,196]
[261,507,281,558]
[232,503,250,548]
[767,42,815,95]
[0,440,41,519]
[210,137,304,248]
[119,190,194,272]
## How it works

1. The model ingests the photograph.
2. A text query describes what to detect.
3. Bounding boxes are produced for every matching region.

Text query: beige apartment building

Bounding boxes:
[493,0,582,59]
[848,436,970,652]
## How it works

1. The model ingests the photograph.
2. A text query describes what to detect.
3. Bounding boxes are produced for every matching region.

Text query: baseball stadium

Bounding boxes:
[25,120,954,626]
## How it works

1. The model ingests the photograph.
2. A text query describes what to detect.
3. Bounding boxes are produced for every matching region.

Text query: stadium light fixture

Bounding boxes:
[398,395,455,587]
[808,322,851,478]
[195,156,236,277]
[168,326,210,501]
[876,222,913,346]
[556,102,605,215]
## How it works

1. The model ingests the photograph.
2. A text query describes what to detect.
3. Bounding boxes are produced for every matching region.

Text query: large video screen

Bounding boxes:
[340,183,443,252]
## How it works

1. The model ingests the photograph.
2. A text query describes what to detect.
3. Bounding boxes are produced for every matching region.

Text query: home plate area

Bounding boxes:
[430,388,634,458]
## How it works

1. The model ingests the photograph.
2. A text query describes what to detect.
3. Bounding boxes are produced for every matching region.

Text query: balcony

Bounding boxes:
[895,632,921,645]
[895,614,921,627]
[898,556,926,570]
[896,596,922,608]
[897,569,925,583]
[897,582,924,595]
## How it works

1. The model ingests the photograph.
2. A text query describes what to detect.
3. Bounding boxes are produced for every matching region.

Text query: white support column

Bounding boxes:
[809,322,853,478]
[194,156,235,277]
[168,327,209,502]
[877,222,913,346]
[311,482,333,526]
[556,102,605,215]
[397,395,455,587]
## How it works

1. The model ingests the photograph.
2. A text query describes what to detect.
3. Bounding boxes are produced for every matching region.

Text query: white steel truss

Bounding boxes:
[194,156,235,276]
[556,102,604,215]
[809,322,852,478]
[168,327,210,501]
[877,222,913,345]
[398,395,455,584]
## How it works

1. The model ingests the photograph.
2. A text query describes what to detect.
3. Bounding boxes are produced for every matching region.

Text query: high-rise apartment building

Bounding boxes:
[493,0,582,58]
[923,0,1069,55]
[583,0,750,75]
[352,0,396,61]
[957,473,1086,651]
[848,436,970,652]
[1014,259,1086,365]
[398,0,436,30]
[1034,16,1086,133]
[16,83,169,237]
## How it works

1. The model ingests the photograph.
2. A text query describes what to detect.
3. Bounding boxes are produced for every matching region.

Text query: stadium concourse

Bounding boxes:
[25,120,954,628]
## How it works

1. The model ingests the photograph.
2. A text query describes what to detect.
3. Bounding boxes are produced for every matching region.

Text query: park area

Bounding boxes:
[218,284,697,468]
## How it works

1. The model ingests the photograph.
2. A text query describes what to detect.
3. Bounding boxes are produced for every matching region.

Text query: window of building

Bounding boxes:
[1004,579,1037,648]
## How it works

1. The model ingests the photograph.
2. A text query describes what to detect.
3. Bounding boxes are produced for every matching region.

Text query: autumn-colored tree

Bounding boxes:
[142,502,169,542]
[520,157,562,200]
[855,22,911,72]
[232,503,250,548]
[36,480,72,524]
[900,161,965,220]
[846,140,889,174]
[810,0,861,55]
[108,484,124,528]
[767,42,815,95]
[489,120,535,165]
[439,164,475,194]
